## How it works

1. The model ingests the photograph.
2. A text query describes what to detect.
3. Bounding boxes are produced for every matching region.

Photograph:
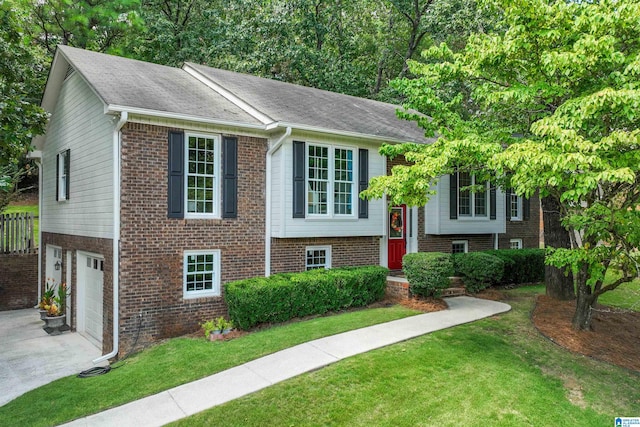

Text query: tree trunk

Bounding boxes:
[541,196,575,300]
[572,268,598,330]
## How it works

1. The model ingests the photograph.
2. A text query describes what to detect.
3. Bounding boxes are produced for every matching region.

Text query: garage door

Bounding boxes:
[78,253,104,347]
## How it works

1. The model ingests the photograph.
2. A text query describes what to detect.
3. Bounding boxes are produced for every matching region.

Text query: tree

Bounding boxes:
[362,0,640,330]
[0,2,48,211]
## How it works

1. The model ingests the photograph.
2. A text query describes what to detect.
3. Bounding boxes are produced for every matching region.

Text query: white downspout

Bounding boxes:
[36,159,43,303]
[93,111,127,364]
[265,126,291,277]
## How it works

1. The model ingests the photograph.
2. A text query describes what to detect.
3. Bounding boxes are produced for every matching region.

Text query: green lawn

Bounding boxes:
[3,203,39,245]
[0,305,421,426]
[599,277,640,312]
[171,286,639,427]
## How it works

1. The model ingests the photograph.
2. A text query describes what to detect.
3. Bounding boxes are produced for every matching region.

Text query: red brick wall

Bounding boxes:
[271,236,380,274]
[118,123,267,352]
[41,233,114,354]
[0,252,38,310]
[500,193,541,249]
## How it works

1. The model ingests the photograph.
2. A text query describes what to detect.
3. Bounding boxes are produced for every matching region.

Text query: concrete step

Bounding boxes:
[441,287,466,297]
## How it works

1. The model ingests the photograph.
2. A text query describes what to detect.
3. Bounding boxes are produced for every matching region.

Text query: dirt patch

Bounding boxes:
[394,295,448,312]
[474,288,507,301]
[532,295,640,372]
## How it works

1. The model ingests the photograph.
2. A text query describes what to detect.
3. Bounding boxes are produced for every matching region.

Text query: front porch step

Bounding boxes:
[441,287,466,297]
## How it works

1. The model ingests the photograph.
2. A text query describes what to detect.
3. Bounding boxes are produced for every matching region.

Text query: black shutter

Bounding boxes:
[64,149,70,200]
[358,149,369,219]
[523,197,531,220]
[449,173,458,219]
[490,184,496,220]
[55,153,60,201]
[222,136,238,218]
[505,188,512,220]
[167,131,185,218]
[292,140,305,218]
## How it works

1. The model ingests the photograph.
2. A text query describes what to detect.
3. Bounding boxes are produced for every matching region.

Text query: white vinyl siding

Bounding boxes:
[425,178,506,235]
[42,72,114,239]
[274,137,385,238]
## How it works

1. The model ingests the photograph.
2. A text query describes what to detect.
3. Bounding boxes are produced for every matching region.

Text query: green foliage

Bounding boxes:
[402,252,453,297]
[454,252,504,293]
[225,266,388,330]
[484,249,545,285]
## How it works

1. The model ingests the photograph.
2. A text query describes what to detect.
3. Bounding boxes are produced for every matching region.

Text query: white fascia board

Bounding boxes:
[182,64,273,125]
[270,121,427,145]
[105,105,267,130]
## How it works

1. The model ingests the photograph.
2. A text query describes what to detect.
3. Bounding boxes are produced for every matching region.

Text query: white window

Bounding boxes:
[183,250,221,298]
[57,149,70,201]
[509,193,522,221]
[306,245,331,270]
[509,239,523,249]
[458,172,488,218]
[185,133,220,218]
[452,240,468,254]
[307,144,354,217]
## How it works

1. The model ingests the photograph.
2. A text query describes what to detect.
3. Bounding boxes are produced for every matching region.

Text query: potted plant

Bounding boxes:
[42,282,69,335]
[38,280,56,320]
[201,316,234,341]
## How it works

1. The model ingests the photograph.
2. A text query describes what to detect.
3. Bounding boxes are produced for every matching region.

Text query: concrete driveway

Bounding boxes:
[0,308,103,407]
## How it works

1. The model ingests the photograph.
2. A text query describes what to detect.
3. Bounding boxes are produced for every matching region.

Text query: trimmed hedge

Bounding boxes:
[225,265,388,330]
[402,252,454,297]
[483,249,545,284]
[454,252,504,293]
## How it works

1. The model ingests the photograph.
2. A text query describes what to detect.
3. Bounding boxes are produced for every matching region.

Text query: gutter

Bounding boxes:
[93,111,127,365]
[265,127,292,277]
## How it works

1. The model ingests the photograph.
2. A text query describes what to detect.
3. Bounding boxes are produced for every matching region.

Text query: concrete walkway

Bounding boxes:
[61,296,510,427]
[0,308,103,407]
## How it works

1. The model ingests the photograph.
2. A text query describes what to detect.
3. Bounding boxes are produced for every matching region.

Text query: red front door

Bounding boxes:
[388,205,406,270]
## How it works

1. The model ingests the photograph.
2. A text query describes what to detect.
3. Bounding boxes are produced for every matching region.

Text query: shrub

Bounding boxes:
[483,249,546,284]
[402,252,454,297]
[455,252,504,293]
[225,266,388,330]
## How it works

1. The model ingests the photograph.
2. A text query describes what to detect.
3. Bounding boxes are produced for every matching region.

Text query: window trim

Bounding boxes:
[452,240,469,254]
[184,132,221,219]
[457,172,489,219]
[305,142,357,218]
[56,149,70,202]
[305,245,332,270]
[509,238,523,249]
[183,250,221,299]
[509,193,523,221]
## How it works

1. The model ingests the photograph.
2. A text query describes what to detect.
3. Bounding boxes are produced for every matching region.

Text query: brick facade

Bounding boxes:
[118,123,267,353]
[271,236,380,274]
[0,252,38,310]
[40,232,114,354]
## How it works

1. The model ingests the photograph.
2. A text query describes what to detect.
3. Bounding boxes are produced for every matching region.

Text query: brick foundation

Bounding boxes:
[270,236,380,274]
[0,252,38,310]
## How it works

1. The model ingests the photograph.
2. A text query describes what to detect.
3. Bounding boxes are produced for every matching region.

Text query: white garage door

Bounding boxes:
[77,253,104,347]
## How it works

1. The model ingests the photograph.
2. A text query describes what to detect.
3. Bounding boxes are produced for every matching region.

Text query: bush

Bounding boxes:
[402,252,454,297]
[225,266,388,330]
[454,252,504,293]
[483,249,546,284]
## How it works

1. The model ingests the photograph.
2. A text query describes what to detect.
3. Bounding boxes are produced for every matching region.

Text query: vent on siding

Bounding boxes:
[64,65,76,80]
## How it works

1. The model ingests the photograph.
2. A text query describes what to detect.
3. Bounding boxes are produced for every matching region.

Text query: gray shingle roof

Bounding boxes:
[57,45,262,126]
[55,46,430,143]
[186,63,430,144]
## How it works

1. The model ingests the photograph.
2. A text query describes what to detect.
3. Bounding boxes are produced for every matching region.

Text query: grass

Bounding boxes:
[0,305,421,426]
[171,286,639,427]
[3,203,39,245]
[599,277,640,312]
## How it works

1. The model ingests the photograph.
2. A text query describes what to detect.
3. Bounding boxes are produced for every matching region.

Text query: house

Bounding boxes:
[33,46,539,360]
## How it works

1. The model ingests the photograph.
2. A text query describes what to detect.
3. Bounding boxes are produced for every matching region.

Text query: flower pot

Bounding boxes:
[209,330,224,341]
[43,314,67,335]
[39,309,48,320]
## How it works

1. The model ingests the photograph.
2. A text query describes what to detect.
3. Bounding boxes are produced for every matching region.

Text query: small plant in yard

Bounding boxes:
[38,279,56,311]
[402,252,454,297]
[38,279,69,316]
[201,317,234,340]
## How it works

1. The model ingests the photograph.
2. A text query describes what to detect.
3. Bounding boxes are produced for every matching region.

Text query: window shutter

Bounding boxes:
[490,184,496,220]
[56,153,60,201]
[222,136,238,219]
[292,140,305,218]
[64,149,70,200]
[358,149,369,219]
[505,188,512,220]
[167,131,185,218]
[523,197,531,220]
[449,173,458,219]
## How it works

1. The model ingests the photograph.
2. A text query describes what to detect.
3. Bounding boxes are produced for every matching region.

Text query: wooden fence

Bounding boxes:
[0,212,35,254]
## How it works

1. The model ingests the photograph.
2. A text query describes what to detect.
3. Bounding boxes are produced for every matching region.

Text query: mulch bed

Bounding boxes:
[532,295,640,372]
